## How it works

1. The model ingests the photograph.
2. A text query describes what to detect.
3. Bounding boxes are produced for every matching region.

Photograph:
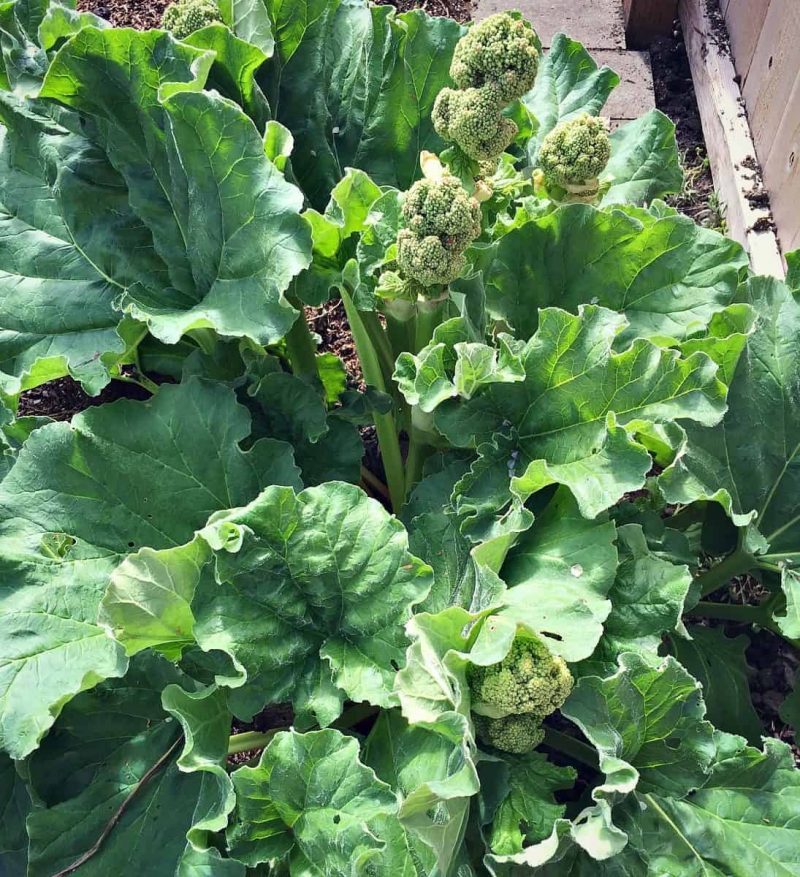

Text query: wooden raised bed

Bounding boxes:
[626,0,788,277]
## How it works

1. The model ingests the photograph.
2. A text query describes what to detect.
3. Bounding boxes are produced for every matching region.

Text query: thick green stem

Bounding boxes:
[690,598,800,649]
[689,601,767,624]
[405,429,434,497]
[360,310,397,382]
[340,287,406,513]
[285,302,319,378]
[227,729,280,756]
[542,727,599,770]
[384,311,414,366]
[113,373,160,395]
[694,548,753,599]
[413,294,447,353]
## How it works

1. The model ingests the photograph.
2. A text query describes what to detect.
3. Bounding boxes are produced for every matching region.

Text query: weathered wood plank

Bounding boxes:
[679,0,784,277]
[742,0,800,147]
[761,71,800,257]
[723,0,770,85]
[622,0,678,48]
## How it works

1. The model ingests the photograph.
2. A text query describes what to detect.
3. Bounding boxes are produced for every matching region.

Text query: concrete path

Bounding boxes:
[476,0,655,127]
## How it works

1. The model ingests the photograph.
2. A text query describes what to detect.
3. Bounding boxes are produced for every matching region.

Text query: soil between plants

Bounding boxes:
[23,0,793,759]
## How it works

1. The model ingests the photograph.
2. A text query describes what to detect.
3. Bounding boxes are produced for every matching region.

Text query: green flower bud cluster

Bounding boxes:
[433,13,539,162]
[473,713,545,755]
[162,0,221,39]
[396,173,481,288]
[537,112,612,201]
[468,629,573,755]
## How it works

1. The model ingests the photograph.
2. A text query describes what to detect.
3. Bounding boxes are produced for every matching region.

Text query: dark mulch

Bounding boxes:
[747,629,799,759]
[77,0,473,28]
[18,374,152,420]
[308,301,364,389]
[78,0,168,26]
[376,0,471,22]
[650,25,720,228]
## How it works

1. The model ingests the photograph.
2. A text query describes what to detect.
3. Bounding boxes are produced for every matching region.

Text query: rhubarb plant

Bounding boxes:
[1,0,799,874]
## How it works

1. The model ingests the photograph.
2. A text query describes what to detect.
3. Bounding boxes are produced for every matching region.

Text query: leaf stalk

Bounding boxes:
[542,727,599,769]
[227,729,280,756]
[284,300,319,378]
[694,548,753,598]
[340,286,406,513]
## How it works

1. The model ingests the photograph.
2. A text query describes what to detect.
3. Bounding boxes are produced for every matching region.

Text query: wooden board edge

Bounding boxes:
[678,0,785,278]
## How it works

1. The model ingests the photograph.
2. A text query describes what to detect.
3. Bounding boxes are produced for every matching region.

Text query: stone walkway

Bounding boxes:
[476,0,656,127]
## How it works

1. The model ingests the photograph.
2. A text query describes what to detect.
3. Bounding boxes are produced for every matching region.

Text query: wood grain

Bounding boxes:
[679,0,784,276]
[723,0,770,85]
[742,0,800,144]
[761,71,800,256]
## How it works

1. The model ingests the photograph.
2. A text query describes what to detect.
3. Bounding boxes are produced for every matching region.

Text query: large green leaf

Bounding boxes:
[227,728,409,874]
[0,753,30,876]
[669,625,763,745]
[561,653,716,861]
[0,378,299,759]
[0,92,146,396]
[38,1,109,52]
[580,523,692,675]
[219,0,274,55]
[363,709,480,875]
[600,110,683,206]
[184,23,271,129]
[523,33,619,164]
[26,653,239,877]
[260,0,463,208]
[564,653,716,800]
[660,277,800,541]
[660,277,800,632]
[39,28,311,345]
[500,488,618,662]
[106,482,432,724]
[406,456,506,614]
[480,204,746,347]
[633,737,800,875]
[432,305,728,527]
[486,753,576,857]
[248,369,363,486]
